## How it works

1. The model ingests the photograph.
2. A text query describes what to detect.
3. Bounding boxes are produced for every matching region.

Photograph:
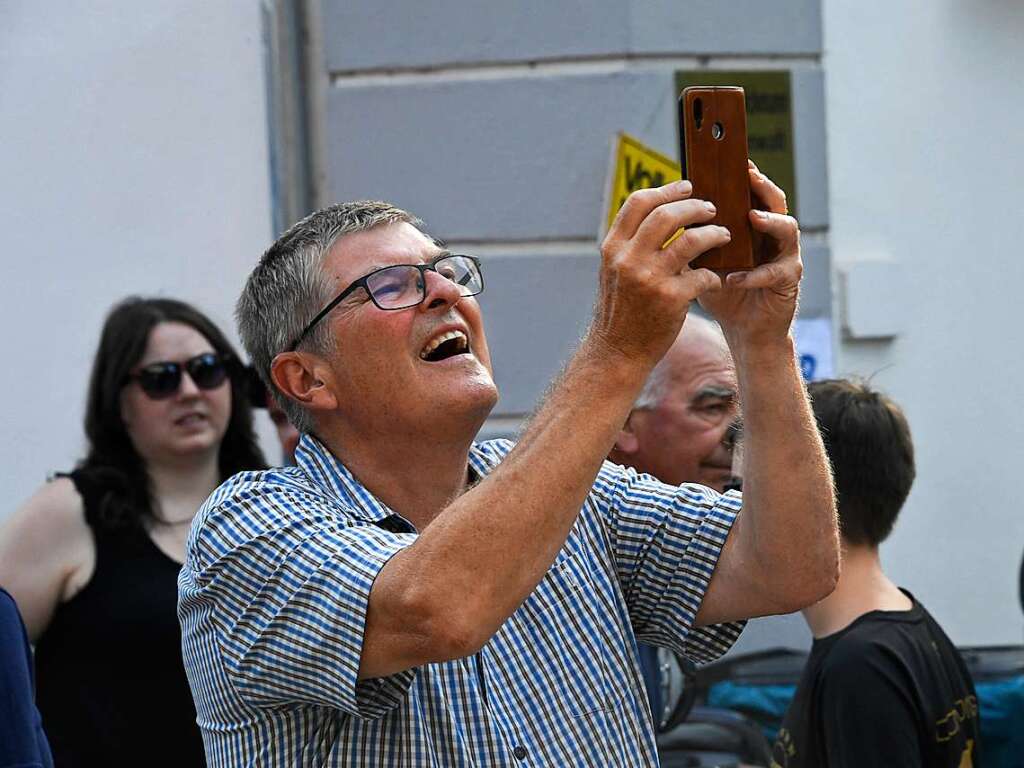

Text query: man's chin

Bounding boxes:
[429,375,499,423]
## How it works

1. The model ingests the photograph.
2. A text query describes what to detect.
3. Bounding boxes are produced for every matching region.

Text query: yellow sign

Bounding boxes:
[603,132,681,235]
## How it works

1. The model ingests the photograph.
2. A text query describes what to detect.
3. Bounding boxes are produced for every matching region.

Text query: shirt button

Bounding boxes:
[513,745,528,760]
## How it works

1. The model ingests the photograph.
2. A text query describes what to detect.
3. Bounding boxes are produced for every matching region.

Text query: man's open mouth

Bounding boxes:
[420,329,470,362]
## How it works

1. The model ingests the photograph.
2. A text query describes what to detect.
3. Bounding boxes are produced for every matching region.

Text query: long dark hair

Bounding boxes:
[79,297,266,529]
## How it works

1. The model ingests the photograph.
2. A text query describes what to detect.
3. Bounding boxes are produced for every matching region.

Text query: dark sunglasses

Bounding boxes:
[124,352,231,400]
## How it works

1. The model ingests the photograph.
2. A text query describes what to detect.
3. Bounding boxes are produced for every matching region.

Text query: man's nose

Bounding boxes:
[421,269,463,311]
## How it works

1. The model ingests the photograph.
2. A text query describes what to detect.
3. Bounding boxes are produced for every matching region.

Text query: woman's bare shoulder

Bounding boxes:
[13,476,88,532]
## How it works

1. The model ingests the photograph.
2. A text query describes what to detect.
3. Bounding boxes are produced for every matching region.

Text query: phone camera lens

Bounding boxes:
[712,122,725,140]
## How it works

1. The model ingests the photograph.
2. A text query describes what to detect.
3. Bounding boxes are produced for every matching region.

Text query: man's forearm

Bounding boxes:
[361,181,729,678]
[402,338,647,645]
[731,333,839,609]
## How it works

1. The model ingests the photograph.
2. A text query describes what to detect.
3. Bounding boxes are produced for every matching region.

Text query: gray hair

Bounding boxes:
[634,356,673,410]
[236,200,423,433]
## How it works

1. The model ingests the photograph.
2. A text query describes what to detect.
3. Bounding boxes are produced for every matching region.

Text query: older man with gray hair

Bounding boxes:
[610,315,739,493]
[178,168,838,767]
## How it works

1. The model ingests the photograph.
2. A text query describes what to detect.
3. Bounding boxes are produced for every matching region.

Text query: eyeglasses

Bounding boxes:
[124,352,231,400]
[287,253,484,351]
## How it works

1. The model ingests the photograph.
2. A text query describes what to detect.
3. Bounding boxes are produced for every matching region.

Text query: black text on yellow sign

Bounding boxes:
[603,132,682,236]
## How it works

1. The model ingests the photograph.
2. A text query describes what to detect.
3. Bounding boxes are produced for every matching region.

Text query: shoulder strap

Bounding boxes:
[58,469,106,529]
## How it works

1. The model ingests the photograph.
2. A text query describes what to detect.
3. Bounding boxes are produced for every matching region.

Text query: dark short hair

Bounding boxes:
[807,378,915,547]
[80,296,266,529]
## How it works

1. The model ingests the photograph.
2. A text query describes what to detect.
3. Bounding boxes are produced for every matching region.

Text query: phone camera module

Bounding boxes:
[711,122,725,140]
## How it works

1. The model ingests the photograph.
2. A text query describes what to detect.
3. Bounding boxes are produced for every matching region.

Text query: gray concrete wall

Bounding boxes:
[319,1,832,424]
[322,1,822,71]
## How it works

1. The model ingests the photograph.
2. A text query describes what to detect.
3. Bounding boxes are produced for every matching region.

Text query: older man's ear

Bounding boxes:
[610,413,641,460]
[270,352,339,414]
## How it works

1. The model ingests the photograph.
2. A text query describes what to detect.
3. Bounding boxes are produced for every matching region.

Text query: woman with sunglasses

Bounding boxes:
[0,296,266,767]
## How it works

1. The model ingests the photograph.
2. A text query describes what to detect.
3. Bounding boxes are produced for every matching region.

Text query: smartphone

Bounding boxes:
[678,86,759,271]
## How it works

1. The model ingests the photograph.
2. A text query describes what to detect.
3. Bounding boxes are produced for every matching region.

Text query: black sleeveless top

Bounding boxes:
[32,471,206,767]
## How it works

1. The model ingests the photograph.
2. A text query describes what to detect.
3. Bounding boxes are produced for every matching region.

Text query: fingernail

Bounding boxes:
[753,209,769,220]
[729,272,748,284]
[720,226,732,239]
[676,180,693,193]
[704,201,716,214]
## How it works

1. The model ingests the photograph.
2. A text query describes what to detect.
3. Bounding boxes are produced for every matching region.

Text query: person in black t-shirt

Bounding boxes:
[771,379,980,768]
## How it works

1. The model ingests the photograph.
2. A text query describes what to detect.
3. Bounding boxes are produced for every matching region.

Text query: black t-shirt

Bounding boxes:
[771,591,980,768]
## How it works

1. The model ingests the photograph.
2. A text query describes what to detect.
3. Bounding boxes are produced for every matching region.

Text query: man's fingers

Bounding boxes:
[661,223,732,273]
[679,267,723,297]
[726,251,803,290]
[748,167,788,215]
[608,180,693,243]
[633,198,718,252]
[749,208,799,245]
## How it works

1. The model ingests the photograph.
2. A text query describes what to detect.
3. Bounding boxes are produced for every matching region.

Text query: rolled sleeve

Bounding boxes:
[185,486,417,719]
[594,461,745,664]
[670,493,745,664]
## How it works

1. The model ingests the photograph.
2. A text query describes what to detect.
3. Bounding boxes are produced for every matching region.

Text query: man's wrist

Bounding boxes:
[725,330,797,368]
[577,329,659,389]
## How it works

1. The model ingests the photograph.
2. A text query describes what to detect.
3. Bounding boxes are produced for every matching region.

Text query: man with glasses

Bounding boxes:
[179,170,839,767]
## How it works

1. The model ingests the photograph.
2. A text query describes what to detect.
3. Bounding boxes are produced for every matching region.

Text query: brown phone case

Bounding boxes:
[679,86,760,271]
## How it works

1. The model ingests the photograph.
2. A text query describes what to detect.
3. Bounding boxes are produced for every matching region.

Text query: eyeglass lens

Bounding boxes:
[365,255,482,310]
[137,353,228,400]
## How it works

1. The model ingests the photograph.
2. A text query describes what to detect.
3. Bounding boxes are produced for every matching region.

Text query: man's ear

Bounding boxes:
[612,411,640,455]
[269,352,339,415]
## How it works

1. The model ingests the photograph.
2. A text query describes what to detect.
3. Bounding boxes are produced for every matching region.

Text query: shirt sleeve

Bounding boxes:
[817,645,922,767]
[591,460,745,664]
[0,590,52,768]
[182,484,417,719]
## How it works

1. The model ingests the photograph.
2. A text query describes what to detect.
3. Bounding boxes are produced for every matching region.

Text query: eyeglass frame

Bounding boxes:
[286,253,484,351]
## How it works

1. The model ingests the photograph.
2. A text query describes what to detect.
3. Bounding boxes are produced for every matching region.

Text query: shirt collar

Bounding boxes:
[294,433,395,522]
[294,433,506,522]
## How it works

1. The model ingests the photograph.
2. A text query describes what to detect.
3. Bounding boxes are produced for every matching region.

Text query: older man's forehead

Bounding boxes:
[326,222,444,278]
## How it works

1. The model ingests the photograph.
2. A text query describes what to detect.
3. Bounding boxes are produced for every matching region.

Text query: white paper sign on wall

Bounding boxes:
[794,317,834,381]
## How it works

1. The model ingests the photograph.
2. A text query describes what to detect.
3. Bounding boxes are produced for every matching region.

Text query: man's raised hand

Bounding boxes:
[591,180,730,368]
[699,163,803,343]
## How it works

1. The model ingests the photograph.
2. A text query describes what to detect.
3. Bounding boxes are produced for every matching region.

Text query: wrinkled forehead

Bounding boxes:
[671,341,737,397]
[324,222,445,284]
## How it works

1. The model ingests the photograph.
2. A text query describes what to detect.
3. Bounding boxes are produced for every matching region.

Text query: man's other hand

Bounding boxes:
[699,163,803,344]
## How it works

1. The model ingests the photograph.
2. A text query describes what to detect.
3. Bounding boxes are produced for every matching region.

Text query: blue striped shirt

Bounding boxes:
[178,435,744,766]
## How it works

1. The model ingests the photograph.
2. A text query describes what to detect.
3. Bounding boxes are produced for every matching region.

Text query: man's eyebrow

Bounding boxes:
[692,385,737,404]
